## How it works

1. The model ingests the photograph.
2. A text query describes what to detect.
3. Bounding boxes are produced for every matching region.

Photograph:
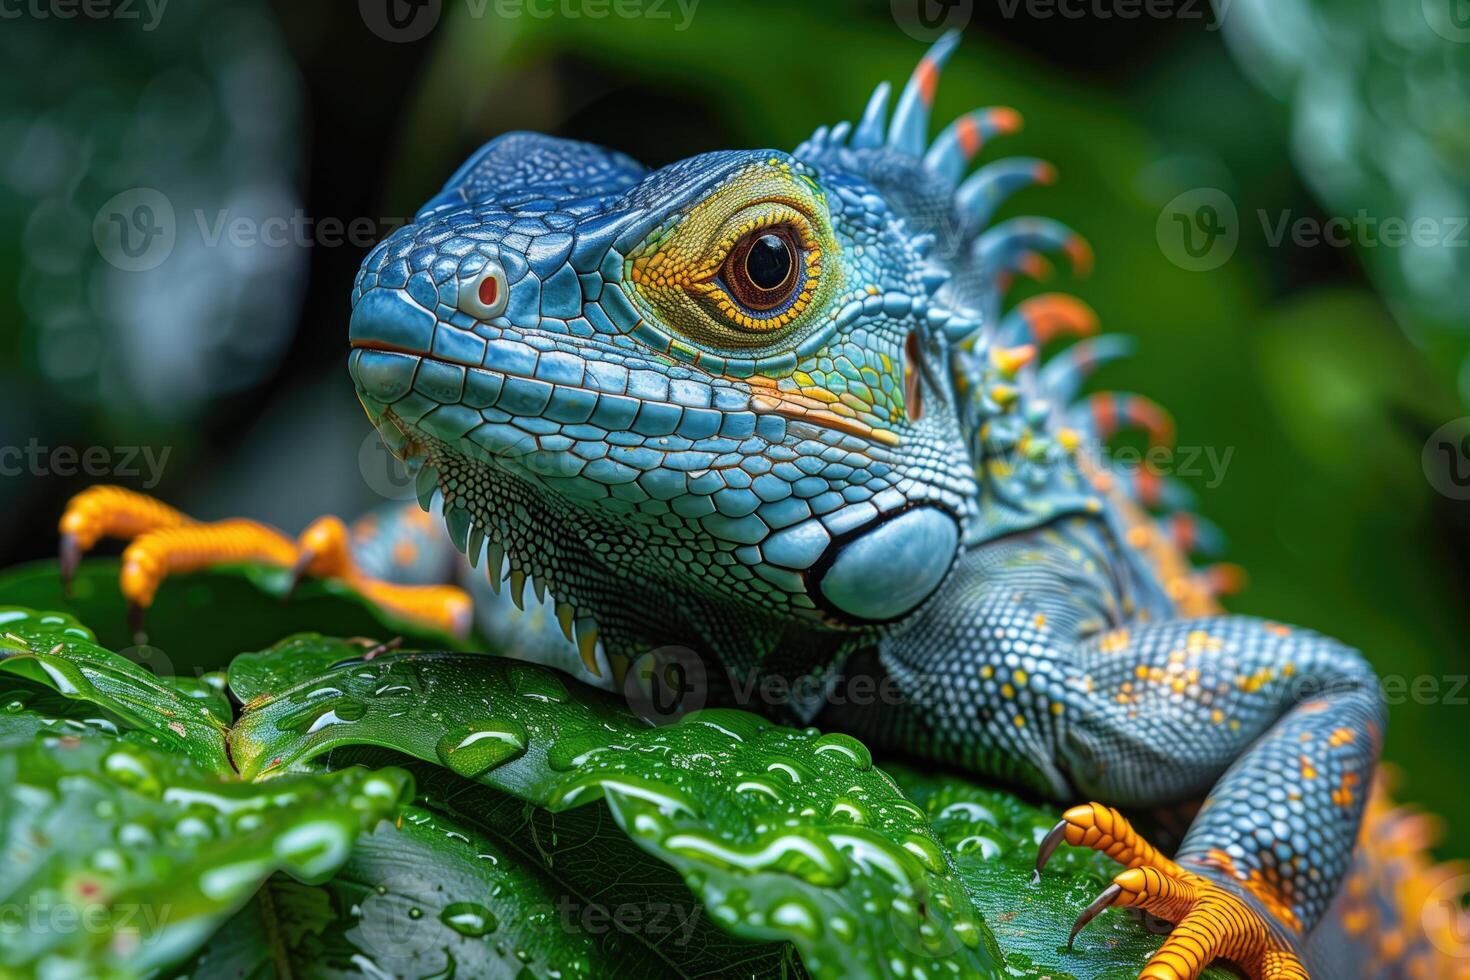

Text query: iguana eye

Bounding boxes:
[723,226,799,311]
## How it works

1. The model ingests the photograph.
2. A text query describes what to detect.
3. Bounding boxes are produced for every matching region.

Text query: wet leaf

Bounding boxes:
[228,633,380,707]
[177,771,801,980]
[229,648,1001,978]
[0,606,231,773]
[0,718,410,977]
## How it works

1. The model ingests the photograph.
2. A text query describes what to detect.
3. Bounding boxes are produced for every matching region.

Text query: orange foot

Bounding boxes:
[1035,802,1307,980]
[59,486,471,643]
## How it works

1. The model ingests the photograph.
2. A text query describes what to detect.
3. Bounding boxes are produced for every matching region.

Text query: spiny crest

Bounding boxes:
[803,31,1236,601]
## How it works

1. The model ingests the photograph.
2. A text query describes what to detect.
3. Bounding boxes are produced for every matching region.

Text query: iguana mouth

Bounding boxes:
[349,317,900,451]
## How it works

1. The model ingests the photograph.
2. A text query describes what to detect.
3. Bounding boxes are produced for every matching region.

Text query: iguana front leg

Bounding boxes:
[58,486,472,641]
[835,532,1383,979]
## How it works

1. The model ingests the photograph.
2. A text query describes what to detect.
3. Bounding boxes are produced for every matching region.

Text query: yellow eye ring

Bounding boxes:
[688,208,823,333]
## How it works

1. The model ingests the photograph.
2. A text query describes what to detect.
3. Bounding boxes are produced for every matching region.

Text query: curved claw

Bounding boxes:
[127,602,147,646]
[59,533,81,596]
[1033,817,1069,883]
[285,550,314,600]
[1069,882,1122,949]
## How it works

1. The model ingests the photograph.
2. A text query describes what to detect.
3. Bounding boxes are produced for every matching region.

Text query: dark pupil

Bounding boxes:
[745,234,792,291]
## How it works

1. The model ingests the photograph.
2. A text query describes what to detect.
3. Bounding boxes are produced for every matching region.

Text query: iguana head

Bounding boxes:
[349,34,1087,686]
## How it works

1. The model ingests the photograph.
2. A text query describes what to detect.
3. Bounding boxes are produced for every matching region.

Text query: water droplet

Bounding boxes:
[509,664,567,703]
[954,835,1003,860]
[683,708,767,742]
[733,779,782,803]
[275,696,367,734]
[937,800,997,826]
[770,897,822,938]
[434,719,528,778]
[811,732,872,770]
[441,901,498,937]
[546,729,613,772]
[901,834,946,874]
[829,797,870,824]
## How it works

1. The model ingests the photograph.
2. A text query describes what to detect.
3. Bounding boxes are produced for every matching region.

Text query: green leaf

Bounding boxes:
[177,771,802,980]
[0,607,231,773]
[228,633,383,707]
[229,648,1001,978]
[886,765,1239,980]
[0,719,411,977]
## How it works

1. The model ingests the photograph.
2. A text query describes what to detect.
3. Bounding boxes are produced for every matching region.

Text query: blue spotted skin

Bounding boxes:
[346,36,1387,973]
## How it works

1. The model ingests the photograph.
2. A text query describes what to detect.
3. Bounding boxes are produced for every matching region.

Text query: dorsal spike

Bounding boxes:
[924,107,1023,184]
[1079,392,1176,448]
[888,30,962,156]
[920,263,951,295]
[1200,562,1248,598]
[977,217,1093,280]
[999,293,1100,347]
[1038,334,1135,403]
[1166,511,1227,558]
[850,81,892,149]
[829,120,852,145]
[956,157,1056,234]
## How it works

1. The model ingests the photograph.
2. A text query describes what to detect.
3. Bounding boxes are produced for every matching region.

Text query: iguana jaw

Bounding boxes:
[348,287,961,667]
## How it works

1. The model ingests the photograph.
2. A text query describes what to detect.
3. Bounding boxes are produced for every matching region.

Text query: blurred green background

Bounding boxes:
[2,0,1468,858]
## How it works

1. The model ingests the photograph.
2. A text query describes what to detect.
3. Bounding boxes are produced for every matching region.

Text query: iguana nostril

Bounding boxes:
[814,506,959,622]
[349,288,436,352]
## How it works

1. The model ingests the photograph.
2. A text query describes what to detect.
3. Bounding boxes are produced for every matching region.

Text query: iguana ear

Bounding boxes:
[417,132,648,218]
[793,31,1087,342]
